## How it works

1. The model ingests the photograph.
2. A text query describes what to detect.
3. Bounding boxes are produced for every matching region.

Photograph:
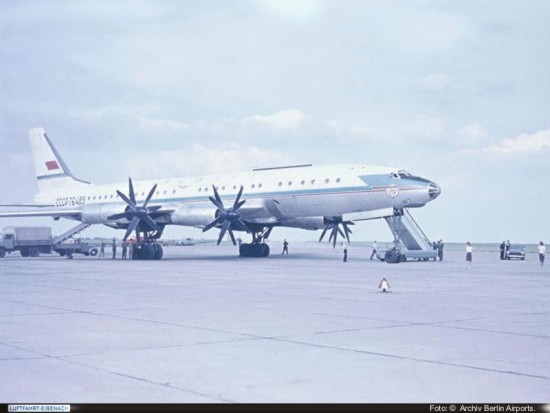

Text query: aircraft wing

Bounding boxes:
[0,208,82,219]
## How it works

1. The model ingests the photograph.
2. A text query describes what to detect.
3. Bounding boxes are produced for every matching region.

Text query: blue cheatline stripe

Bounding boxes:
[65,184,423,208]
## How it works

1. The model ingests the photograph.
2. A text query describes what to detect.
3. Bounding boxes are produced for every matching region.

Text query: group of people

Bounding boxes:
[99,238,135,260]
[432,240,444,261]
[466,241,546,268]
[499,240,511,260]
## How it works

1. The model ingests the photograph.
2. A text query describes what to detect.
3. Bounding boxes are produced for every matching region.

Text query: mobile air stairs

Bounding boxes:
[52,222,91,245]
[379,208,437,263]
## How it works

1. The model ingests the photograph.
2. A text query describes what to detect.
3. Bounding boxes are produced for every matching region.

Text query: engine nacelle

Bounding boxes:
[81,204,127,224]
[170,205,216,227]
[279,217,325,230]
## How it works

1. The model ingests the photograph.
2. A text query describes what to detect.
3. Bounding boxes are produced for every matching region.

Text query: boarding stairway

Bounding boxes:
[385,209,433,251]
[52,223,91,245]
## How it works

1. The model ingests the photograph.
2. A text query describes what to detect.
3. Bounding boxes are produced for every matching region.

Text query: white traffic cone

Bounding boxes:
[378,277,391,293]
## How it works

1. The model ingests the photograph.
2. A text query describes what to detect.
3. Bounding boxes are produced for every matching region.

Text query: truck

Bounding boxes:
[0,226,99,258]
[0,226,53,258]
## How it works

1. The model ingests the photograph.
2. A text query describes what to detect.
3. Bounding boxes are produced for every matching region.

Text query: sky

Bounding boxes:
[0,0,549,244]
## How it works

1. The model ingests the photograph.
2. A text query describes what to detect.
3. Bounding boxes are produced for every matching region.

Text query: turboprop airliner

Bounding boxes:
[0,128,441,260]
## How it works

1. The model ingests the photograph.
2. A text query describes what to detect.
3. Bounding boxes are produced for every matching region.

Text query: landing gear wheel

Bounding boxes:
[384,249,399,264]
[140,244,155,260]
[239,243,270,257]
[153,243,163,260]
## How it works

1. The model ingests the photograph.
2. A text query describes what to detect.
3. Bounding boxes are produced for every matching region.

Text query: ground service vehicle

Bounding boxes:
[0,226,53,258]
[54,241,99,257]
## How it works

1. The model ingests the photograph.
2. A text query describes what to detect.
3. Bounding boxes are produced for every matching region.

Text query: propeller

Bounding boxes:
[202,185,249,245]
[107,178,162,241]
[319,216,355,248]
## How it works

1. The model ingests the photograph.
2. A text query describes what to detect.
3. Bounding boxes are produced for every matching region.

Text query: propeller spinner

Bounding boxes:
[202,185,249,245]
[107,178,162,241]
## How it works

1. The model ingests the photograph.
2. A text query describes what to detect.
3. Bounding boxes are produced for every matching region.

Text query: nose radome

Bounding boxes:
[428,182,441,200]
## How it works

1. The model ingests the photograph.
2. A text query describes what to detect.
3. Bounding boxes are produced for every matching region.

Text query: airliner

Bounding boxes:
[0,128,441,259]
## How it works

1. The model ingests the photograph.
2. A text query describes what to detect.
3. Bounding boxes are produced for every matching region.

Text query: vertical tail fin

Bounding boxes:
[30,128,92,194]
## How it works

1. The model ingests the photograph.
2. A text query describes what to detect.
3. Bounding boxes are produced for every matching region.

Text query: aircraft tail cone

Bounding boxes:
[378,277,391,293]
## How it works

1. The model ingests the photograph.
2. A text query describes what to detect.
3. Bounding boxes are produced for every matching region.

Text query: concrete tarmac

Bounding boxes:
[1,244,549,403]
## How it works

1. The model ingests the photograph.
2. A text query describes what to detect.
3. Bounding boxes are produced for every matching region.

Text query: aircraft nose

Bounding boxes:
[428,182,441,200]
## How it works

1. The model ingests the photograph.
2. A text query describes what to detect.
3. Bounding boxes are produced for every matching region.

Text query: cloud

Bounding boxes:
[257,0,322,19]
[421,73,451,91]
[474,128,550,157]
[242,109,305,131]
[403,114,448,139]
[126,143,292,179]
[455,123,489,146]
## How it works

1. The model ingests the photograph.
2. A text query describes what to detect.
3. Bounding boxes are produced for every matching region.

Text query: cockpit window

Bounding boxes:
[391,170,412,179]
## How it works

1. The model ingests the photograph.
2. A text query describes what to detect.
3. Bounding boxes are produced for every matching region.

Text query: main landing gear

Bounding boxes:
[239,225,273,258]
[132,239,163,260]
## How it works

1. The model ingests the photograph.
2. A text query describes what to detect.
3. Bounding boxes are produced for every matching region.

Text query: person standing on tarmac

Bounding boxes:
[99,241,105,258]
[342,242,348,262]
[112,238,117,259]
[538,241,546,268]
[282,239,289,255]
[437,240,444,261]
[121,241,128,260]
[465,242,473,269]
[500,241,506,260]
[370,241,378,260]
[129,238,134,260]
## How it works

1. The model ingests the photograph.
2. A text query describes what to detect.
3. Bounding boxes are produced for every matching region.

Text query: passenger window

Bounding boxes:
[336,178,341,183]
[288,181,292,186]
[325,179,330,184]
[301,180,305,185]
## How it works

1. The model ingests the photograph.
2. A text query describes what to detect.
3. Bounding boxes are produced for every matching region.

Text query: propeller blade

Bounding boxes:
[343,224,351,243]
[117,190,137,210]
[233,199,246,212]
[228,228,237,246]
[128,178,136,205]
[107,212,129,220]
[124,217,140,241]
[232,186,244,210]
[202,216,223,232]
[141,215,160,231]
[232,218,249,232]
[212,185,223,206]
[217,220,231,245]
[331,226,339,248]
[319,225,329,242]
[208,196,226,212]
[143,183,158,207]
[338,226,346,239]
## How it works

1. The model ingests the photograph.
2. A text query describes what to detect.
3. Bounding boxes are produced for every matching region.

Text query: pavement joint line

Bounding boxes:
[0,341,234,402]
[268,336,550,381]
